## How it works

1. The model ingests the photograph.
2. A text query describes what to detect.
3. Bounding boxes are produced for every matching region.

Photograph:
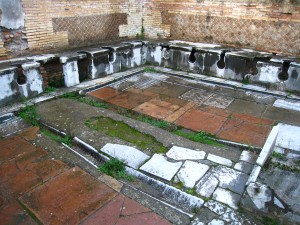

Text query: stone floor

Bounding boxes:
[1,69,300,225]
[87,72,300,148]
[0,127,171,225]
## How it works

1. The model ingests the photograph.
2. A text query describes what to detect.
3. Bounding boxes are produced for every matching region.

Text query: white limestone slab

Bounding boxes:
[204,200,231,215]
[275,124,300,153]
[256,125,280,166]
[166,146,206,161]
[239,150,256,164]
[246,182,272,210]
[208,219,225,225]
[100,143,150,169]
[207,154,233,167]
[246,165,262,185]
[213,188,240,209]
[177,161,209,188]
[213,166,248,195]
[196,173,219,197]
[234,161,253,174]
[273,99,300,112]
[274,197,285,209]
[140,154,182,181]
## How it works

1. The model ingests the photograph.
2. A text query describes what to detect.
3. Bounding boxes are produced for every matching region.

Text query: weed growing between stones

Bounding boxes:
[44,86,57,94]
[98,158,134,181]
[173,130,220,146]
[78,97,109,109]
[174,181,184,190]
[272,152,285,159]
[143,67,161,73]
[186,187,197,196]
[137,115,175,131]
[85,116,168,154]
[19,105,40,126]
[261,216,281,225]
[41,129,73,147]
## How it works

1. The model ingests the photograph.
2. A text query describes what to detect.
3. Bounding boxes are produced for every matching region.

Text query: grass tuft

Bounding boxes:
[143,67,160,73]
[44,86,57,94]
[42,129,73,147]
[98,158,134,181]
[173,129,220,146]
[19,105,40,126]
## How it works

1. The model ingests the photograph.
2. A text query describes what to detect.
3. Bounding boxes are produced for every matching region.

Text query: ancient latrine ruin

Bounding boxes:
[0,0,300,225]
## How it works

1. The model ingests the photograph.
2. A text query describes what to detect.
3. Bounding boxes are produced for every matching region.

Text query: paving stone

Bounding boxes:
[208,219,225,225]
[108,90,156,109]
[0,136,37,163]
[234,161,253,174]
[80,195,123,225]
[275,124,300,154]
[204,94,234,109]
[166,146,206,161]
[196,172,219,198]
[239,150,256,164]
[121,196,152,216]
[0,201,37,225]
[179,89,213,105]
[133,97,181,119]
[18,126,40,141]
[165,102,196,123]
[20,167,118,225]
[26,159,70,182]
[217,118,271,148]
[246,182,272,211]
[101,143,150,169]
[191,207,219,224]
[262,106,300,125]
[222,211,243,223]
[177,161,209,188]
[197,105,230,117]
[98,174,123,192]
[231,113,273,126]
[213,188,241,209]
[176,109,227,134]
[140,154,182,181]
[213,166,248,195]
[273,99,300,112]
[80,194,166,225]
[88,87,120,100]
[227,99,267,117]
[204,200,231,215]
[207,154,233,167]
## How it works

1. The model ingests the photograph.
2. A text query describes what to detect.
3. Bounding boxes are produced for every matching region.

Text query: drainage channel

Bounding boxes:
[40,122,197,224]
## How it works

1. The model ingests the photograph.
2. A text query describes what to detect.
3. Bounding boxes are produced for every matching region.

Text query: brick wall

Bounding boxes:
[20,0,142,53]
[143,0,300,56]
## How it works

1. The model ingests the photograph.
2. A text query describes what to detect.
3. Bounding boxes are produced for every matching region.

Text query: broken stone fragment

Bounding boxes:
[246,182,272,211]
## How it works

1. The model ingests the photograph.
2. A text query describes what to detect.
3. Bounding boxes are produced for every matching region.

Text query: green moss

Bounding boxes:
[85,116,168,154]
[98,158,134,181]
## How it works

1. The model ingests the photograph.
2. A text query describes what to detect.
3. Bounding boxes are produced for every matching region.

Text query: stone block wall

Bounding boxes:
[0,0,299,58]
[143,0,300,56]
